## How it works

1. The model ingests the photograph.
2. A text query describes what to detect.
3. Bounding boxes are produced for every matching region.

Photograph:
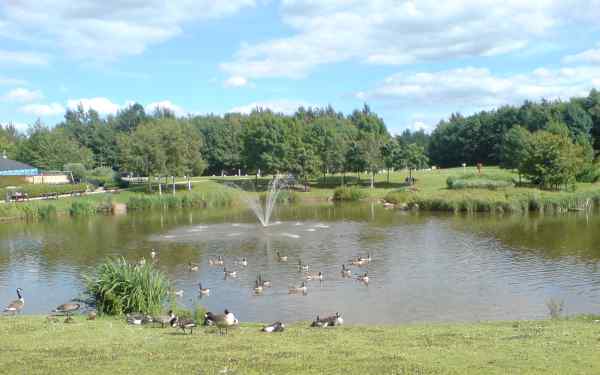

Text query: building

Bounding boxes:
[0,154,38,176]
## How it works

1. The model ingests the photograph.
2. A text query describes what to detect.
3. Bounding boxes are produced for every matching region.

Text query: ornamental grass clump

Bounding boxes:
[85,257,170,316]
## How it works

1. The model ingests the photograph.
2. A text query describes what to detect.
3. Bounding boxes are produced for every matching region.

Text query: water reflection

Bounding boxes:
[1,204,600,323]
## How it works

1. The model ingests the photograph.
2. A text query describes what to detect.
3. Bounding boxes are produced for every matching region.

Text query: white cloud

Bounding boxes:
[224,76,249,88]
[221,1,600,80]
[20,103,65,117]
[2,88,43,103]
[0,77,27,86]
[228,99,310,115]
[0,1,255,61]
[563,45,600,64]
[0,49,48,65]
[145,100,187,117]
[67,97,122,115]
[358,66,600,111]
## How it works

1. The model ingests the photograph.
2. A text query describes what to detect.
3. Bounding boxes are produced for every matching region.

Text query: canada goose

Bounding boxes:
[310,315,326,327]
[341,264,351,277]
[188,262,199,271]
[305,271,323,281]
[358,253,372,263]
[52,302,80,321]
[350,257,368,266]
[262,321,285,333]
[258,274,272,288]
[87,311,97,320]
[209,256,224,266]
[288,282,307,294]
[240,257,248,267]
[276,252,288,262]
[174,290,184,297]
[198,282,210,296]
[127,313,151,325]
[150,249,158,260]
[4,288,24,315]
[171,315,196,334]
[138,257,146,266]
[204,309,238,335]
[224,267,237,278]
[253,280,263,294]
[297,260,309,272]
[358,272,369,284]
[321,312,344,326]
[153,310,176,328]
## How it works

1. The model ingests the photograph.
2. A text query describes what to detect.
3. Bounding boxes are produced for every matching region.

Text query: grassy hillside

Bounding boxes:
[0,316,599,374]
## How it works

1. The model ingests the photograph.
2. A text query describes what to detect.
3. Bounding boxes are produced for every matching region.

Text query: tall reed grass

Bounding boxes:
[333,186,368,201]
[85,257,171,316]
[126,191,234,210]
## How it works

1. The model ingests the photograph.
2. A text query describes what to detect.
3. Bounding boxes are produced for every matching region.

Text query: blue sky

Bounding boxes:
[1,0,600,134]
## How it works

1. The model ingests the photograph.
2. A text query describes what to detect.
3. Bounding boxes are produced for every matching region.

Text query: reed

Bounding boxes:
[85,257,171,316]
[333,186,368,201]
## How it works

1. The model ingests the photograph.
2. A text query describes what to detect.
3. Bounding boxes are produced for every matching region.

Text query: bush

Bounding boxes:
[86,167,119,189]
[63,163,87,182]
[447,173,514,190]
[85,257,171,316]
[333,186,368,201]
[0,183,88,199]
[69,200,97,216]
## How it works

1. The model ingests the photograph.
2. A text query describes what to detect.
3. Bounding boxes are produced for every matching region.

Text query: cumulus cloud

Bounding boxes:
[2,88,43,103]
[224,76,249,88]
[20,103,65,117]
[221,0,600,79]
[228,99,310,114]
[67,97,122,115]
[145,100,187,117]
[0,1,255,61]
[358,66,600,111]
[563,45,600,64]
[0,49,48,65]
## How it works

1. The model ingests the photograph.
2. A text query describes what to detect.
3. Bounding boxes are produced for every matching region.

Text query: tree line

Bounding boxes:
[0,104,427,187]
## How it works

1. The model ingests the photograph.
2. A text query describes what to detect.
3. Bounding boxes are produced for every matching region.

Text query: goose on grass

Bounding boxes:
[3,288,24,315]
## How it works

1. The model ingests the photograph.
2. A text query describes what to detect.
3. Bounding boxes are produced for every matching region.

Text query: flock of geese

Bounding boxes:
[2,250,373,334]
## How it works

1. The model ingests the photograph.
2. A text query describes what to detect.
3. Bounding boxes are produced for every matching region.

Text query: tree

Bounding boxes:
[18,121,94,170]
[400,143,428,184]
[500,125,531,182]
[241,110,289,178]
[521,130,586,190]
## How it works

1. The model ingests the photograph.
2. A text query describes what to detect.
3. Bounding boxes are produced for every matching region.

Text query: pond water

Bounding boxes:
[1,203,600,324]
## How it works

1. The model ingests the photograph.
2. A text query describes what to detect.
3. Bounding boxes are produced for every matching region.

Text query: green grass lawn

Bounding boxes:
[1,316,599,374]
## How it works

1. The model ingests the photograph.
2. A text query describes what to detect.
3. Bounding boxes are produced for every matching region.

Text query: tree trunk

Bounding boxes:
[387,168,390,185]
[371,171,374,189]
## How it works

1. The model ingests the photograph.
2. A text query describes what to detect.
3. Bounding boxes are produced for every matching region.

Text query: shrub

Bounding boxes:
[447,173,514,190]
[333,186,368,201]
[86,167,119,189]
[63,163,87,182]
[69,200,97,216]
[85,257,171,316]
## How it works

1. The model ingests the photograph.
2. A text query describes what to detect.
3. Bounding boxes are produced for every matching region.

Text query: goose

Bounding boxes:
[127,313,151,325]
[240,257,248,267]
[341,264,351,277]
[174,289,184,297]
[350,257,368,267]
[170,315,196,334]
[358,253,372,263]
[253,280,264,295]
[305,271,323,281]
[258,274,272,288]
[276,252,288,262]
[4,288,24,315]
[261,321,285,333]
[52,302,81,321]
[297,260,309,272]
[198,282,210,296]
[358,272,369,284]
[204,309,238,335]
[310,315,327,328]
[153,310,176,328]
[188,262,199,271]
[288,282,307,294]
[223,267,237,278]
[138,257,146,266]
[150,249,158,260]
[321,312,344,326]
[209,256,224,266]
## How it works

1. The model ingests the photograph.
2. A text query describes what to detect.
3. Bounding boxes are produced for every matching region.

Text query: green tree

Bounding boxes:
[400,143,428,184]
[500,125,531,182]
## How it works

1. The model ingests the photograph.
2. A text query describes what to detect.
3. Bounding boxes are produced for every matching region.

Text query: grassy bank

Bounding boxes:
[0,316,599,374]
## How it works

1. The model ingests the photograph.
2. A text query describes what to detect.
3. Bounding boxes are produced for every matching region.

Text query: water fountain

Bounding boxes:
[233,175,285,227]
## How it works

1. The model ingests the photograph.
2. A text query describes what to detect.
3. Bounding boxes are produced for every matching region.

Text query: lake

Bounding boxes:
[1,203,599,324]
